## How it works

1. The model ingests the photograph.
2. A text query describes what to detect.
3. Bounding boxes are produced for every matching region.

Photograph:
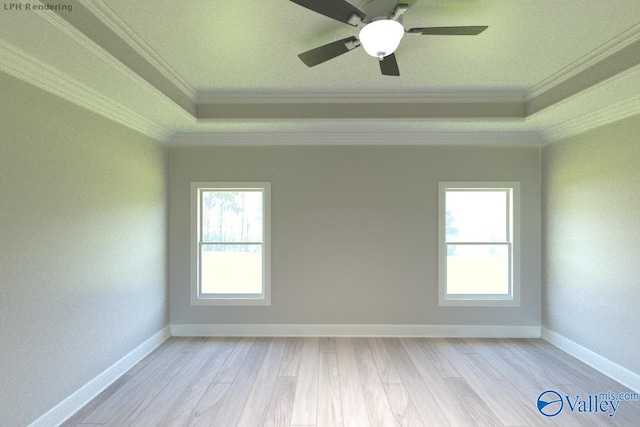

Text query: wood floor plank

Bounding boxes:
[445,377,505,427]
[290,337,319,425]
[498,339,575,386]
[466,339,569,394]
[214,337,256,383]
[184,382,231,427]
[526,340,640,427]
[352,338,397,427]
[467,340,600,427]
[529,339,632,393]
[60,375,131,427]
[180,336,211,353]
[206,338,272,427]
[445,337,478,354]
[103,351,197,426]
[156,338,237,427]
[237,338,287,427]
[433,339,532,427]
[263,376,297,427]
[78,340,191,424]
[499,338,576,385]
[401,338,503,427]
[123,338,234,426]
[319,337,337,353]
[467,352,553,426]
[367,338,402,384]
[335,337,371,427]
[65,337,640,427]
[278,337,303,377]
[504,342,631,426]
[415,338,460,378]
[123,336,181,377]
[529,339,621,385]
[383,338,450,426]
[317,352,344,427]
[383,383,425,427]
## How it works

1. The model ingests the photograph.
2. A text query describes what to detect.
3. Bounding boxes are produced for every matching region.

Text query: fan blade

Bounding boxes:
[407,26,488,35]
[379,53,400,76]
[290,0,365,26]
[298,36,360,67]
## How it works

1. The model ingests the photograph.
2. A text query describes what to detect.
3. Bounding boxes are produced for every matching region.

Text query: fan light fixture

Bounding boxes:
[358,19,405,59]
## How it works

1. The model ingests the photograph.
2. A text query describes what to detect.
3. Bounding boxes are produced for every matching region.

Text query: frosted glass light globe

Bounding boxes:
[358,19,405,58]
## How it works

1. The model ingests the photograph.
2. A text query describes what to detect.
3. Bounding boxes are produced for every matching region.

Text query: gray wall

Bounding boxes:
[169,144,541,326]
[0,73,169,427]
[542,115,640,375]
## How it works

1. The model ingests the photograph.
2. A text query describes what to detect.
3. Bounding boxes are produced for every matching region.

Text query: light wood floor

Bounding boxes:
[62,337,640,426]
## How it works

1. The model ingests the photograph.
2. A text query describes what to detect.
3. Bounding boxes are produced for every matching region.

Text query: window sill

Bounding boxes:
[191,295,271,306]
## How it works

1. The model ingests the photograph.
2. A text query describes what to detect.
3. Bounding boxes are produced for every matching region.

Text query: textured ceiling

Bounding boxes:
[102,0,640,93]
[1,0,640,142]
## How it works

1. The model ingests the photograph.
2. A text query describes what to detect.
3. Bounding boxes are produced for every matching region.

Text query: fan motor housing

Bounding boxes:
[356,0,400,22]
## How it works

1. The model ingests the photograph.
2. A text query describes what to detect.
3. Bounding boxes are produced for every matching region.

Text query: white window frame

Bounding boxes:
[438,181,520,307]
[190,182,271,306]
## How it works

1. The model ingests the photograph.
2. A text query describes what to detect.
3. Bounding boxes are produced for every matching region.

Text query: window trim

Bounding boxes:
[438,181,521,307]
[190,182,271,306]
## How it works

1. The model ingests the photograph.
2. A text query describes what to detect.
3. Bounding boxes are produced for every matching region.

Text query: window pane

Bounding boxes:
[201,191,263,242]
[446,244,509,295]
[201,244,263,294]
[446,191,507,242]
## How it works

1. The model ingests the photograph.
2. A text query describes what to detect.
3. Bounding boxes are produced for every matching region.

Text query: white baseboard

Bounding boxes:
[29,326,171,427]
[170,323,541,338]
[542,327,640,393]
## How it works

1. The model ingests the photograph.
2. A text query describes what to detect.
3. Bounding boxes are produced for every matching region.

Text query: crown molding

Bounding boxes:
[527,63,640,121]
[0,39,169,141]
[20,0,195,121]
[528,22,640,100]
[169,130,543,146]
[5,0,636,144]
[80,0,197,101]
[197,90,527,105]
[541,94,640,142]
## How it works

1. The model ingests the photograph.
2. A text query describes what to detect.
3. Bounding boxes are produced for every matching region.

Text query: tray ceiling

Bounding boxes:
[1,0,640,143]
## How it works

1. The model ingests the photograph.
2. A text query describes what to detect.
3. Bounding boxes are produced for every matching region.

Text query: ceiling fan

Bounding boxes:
[290,0,488,76]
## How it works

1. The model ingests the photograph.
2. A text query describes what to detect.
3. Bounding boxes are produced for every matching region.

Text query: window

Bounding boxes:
[438,182,520,306]
[191,182,270,305]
